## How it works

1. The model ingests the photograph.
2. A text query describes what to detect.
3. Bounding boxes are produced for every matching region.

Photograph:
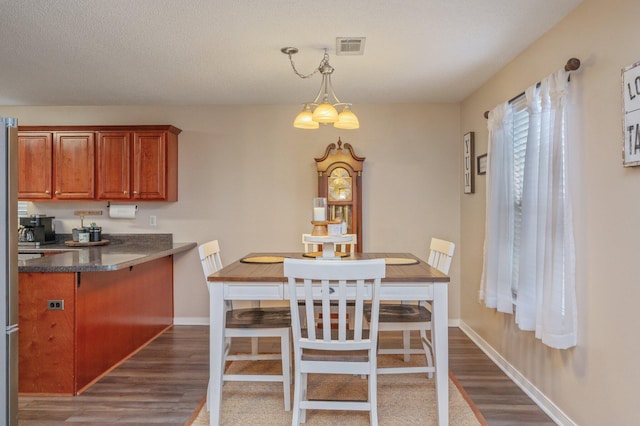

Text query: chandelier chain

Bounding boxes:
[285,49,331,79]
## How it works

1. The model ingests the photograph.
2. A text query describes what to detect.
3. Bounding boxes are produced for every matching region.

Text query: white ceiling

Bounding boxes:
[0,0,582,106]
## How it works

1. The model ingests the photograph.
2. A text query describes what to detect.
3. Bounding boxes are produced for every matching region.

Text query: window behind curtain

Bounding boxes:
[511,95,528,299]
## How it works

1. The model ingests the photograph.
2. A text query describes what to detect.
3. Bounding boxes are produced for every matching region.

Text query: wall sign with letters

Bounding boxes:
[463,132,474,193]
[623,61,640,167]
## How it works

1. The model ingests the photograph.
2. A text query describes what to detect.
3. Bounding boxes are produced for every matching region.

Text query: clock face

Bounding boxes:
[328,167,352,201]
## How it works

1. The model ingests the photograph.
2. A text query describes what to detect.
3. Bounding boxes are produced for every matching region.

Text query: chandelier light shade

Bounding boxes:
[312,102,339,123]
[293,104,319,129]
[281,46,359,130]
[334,105,360,129]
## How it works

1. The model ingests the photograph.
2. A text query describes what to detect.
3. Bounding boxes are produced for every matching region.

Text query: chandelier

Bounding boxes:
[281,47,359,130]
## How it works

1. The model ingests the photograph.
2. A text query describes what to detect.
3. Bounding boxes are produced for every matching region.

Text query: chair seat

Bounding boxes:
[227,307,291,328]
[365,304,431,323]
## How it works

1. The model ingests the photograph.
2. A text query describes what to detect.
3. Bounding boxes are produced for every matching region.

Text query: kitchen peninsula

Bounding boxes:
[17,234,195,395]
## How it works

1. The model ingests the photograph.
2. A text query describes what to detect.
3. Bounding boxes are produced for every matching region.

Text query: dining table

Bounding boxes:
[206,252,451,426]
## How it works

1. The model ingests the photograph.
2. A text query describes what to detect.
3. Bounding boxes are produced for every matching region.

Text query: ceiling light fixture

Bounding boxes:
[281,47,359,130]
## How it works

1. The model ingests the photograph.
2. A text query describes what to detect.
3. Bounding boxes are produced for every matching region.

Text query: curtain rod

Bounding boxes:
[483,57,581,119]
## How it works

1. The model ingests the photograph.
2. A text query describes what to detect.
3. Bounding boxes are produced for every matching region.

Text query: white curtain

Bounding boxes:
[479,102,516,313]
[480,70,577,349]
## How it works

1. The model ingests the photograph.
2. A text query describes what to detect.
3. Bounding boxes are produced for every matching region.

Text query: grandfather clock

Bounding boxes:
[315,138,365,251]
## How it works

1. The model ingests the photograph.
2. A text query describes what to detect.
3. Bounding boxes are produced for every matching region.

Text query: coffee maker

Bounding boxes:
[19,215,56,245]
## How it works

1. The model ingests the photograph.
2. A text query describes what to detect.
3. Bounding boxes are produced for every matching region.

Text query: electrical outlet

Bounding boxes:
[47,300,64,310]
[149,215,157,226]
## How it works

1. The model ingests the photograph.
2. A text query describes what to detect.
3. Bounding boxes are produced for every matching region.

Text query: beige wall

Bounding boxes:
[2,103,461,322]
[460,0,640,424]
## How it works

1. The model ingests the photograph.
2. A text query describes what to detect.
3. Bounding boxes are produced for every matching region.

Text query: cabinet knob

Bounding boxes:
[124,191,128,194]
[45,190,50,194]
[55,191,60,195]
[133,191,138,195]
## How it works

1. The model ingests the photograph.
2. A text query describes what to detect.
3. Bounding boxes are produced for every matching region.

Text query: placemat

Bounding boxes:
[240,256,287,264]
[384,257,419,265]
[303,251,350,258]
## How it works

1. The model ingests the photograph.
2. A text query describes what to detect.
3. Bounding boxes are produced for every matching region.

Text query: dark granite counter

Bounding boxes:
[18,233,196,273]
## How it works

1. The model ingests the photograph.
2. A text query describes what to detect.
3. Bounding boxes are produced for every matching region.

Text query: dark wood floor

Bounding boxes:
[18,325,554,425]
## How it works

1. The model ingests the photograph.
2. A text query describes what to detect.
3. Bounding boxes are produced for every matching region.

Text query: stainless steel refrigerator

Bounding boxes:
[1,117,18,426]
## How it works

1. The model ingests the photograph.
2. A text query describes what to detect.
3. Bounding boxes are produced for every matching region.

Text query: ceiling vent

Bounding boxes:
[336,37,366,55]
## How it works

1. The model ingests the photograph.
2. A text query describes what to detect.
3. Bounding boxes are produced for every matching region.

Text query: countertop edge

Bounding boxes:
[18,242,197,273]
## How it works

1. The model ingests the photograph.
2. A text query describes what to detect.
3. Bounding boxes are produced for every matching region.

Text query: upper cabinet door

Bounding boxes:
[132,130,178,201]
[96,131,131,200]
[18,132,53,199]
[54,132,95,199]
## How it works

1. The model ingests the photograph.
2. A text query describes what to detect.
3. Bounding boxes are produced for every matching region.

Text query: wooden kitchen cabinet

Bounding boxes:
[54,132,95,199]
[96,127,178,201]
[17,131,94,200]
[96,131,131,200]
[17,132,53,199]
[19,125,180,202]
[132,129,178,201]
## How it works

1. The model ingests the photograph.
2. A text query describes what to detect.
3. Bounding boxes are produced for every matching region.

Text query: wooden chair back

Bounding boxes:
[198,239,223,277]
[427,238,455,274]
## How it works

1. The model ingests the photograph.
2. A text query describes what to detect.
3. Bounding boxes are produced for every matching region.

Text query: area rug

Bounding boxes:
[187,355,487,425]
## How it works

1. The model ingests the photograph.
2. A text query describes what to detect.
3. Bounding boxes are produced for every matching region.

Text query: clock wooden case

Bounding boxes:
[315,139,365,251]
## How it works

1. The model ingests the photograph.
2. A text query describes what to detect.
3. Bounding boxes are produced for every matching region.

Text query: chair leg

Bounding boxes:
[292,365,303,425]
[420,329,434,379]
[251,337,259,355]
[369,353,379,426]
[402,330,411,362]
[281,332,291,411]
[300,372,308,424]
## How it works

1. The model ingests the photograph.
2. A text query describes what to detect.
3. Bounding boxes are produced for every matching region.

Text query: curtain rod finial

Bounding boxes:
[565,58,581,72]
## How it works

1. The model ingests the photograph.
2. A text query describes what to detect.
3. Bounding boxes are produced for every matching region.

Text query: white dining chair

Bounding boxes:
[367,238,454,378]
[302,233,357,256]
[301,233,359,329]
[198,240,291,411]
[284,258,386,426]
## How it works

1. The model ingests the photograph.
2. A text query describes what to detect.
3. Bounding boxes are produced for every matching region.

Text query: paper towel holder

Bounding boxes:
[106,202,138,209]
[106,202,138,219]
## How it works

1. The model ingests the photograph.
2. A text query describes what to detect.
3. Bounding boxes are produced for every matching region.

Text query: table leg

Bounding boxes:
[432,283,449,426]
[208,282,226,426]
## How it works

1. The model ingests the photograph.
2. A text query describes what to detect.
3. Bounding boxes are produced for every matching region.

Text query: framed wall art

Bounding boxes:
[477,153,487,175]
[463,132,474,193]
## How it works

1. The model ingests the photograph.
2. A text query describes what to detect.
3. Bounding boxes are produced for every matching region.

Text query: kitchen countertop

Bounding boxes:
[18,233,196,273]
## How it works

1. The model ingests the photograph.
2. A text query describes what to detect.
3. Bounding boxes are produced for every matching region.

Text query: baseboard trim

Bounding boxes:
[174,317,209,326]
[458,321,575,426]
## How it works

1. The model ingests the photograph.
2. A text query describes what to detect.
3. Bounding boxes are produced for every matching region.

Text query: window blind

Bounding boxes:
[511,95,528,297]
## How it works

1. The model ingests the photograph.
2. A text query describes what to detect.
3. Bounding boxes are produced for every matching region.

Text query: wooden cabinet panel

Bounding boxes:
[17,132,53,199]
[96,131,131,200]
[76,256,173,392]
[132,130,178,201]
[18,272,76,395]
[54,132,95,199]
